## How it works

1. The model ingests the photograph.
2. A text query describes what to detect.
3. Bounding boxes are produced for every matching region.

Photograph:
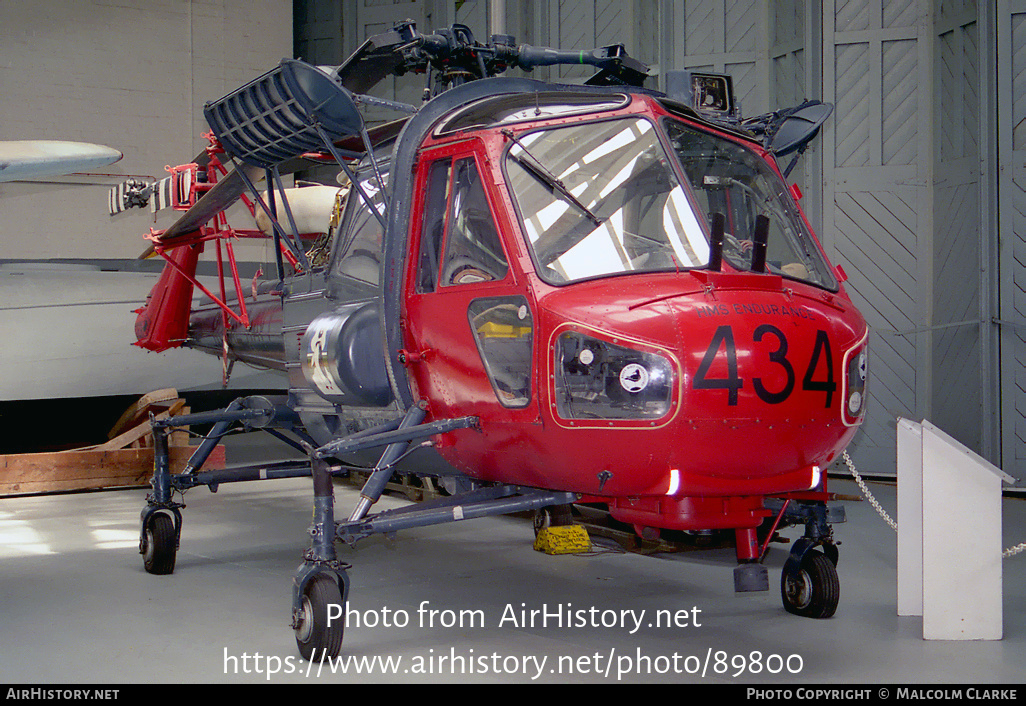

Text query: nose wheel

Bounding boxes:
[780,549,839,619]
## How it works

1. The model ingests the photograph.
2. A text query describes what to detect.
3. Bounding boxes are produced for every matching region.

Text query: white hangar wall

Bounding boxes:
[0,0,292,261]
[305,0,1020,478]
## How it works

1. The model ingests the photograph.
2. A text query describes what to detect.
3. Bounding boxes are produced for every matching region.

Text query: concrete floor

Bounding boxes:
[1,443,1024,684]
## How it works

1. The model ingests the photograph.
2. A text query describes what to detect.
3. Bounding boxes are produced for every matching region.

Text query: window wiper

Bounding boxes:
[503,128,604,226]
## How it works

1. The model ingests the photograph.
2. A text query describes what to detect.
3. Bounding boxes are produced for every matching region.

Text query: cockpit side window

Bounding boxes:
[416,154,509,292]
[332,163,389,287]
[416,159,452,293]
[440,158,509,286]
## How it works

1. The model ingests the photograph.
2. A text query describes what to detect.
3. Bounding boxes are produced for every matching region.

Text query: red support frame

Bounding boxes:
[136,132,304,351]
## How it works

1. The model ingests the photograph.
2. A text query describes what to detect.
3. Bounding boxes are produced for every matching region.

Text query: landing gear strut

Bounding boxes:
[291,456,351,660]
[775,499,842,619]
[138,396,318,576]
[286,406,577,660]
[730,496,842,620]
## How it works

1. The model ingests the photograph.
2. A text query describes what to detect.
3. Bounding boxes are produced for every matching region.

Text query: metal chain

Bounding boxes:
[1004,543,1026,559]
[840,450,1024,559]
[841,450,898,531]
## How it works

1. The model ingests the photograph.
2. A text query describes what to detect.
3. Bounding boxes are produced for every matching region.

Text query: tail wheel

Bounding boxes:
[781,550,839,619]
[143,513,177,575]
[295,574,344,661]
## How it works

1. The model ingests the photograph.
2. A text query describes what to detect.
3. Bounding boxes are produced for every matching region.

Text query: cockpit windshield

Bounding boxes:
[506,117,709,284]
[663,118,837,290]
[504,114,836,290]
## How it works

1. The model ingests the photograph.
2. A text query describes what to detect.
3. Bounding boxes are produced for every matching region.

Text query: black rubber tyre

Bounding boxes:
[143,513,177,575]
[781,550,839,619]
[295,575,344,661]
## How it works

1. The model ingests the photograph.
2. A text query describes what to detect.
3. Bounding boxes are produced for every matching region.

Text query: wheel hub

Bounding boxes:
[143,528,155,563]
[295,597,314,642]
[784,568,813,609]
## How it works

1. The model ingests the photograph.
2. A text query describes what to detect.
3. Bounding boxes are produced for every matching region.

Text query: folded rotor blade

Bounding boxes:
[333,27,412,95]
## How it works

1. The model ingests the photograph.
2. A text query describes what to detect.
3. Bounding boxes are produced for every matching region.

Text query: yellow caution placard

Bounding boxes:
[533,525,592,555]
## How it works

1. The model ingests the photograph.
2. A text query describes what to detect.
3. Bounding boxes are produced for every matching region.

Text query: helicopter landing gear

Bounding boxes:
[139,422,182,575]
[293,568,349,661]
[292,455,351,661]
[775,499,843,618]
[141,509,179,575]
[289,411,579,659]
[726,497,842,617]
[781,549,839,618]
[137,395,320,576]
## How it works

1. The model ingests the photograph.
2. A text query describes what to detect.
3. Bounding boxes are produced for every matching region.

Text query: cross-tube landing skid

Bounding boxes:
[137,397,578,659]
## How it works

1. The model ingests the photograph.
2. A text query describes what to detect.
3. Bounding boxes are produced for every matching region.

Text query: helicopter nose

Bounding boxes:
[532,275,866,496]
[670,293,867,478]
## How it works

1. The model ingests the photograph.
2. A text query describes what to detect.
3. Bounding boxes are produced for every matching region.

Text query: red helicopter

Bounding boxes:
[110,21,868,660]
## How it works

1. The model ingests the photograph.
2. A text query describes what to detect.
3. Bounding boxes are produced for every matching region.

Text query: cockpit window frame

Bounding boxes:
[434,91,630,137]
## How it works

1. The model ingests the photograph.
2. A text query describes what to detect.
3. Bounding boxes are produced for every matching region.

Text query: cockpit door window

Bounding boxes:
[445,158,510,286]
[416,160,451,293]
[417,155,510,291]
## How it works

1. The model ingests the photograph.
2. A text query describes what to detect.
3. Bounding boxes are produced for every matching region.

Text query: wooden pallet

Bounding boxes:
[0,390,225,496]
